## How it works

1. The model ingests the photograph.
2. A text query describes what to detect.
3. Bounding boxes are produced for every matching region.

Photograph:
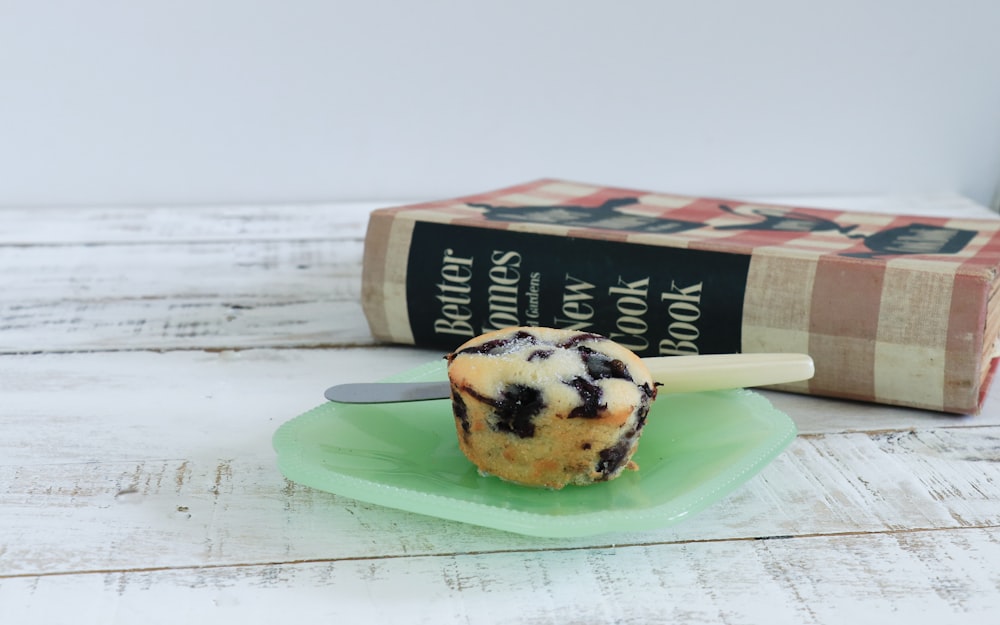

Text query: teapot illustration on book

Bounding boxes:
[715,204,859,234]
[467,197,706,235]
[469,197,977,259]
[716,204,976,258]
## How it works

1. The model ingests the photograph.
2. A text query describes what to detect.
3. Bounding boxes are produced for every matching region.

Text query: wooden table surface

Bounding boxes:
[2,195,999,624]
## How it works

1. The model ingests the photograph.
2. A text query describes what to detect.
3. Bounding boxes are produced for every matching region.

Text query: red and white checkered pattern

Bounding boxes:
[366,179,1000,413]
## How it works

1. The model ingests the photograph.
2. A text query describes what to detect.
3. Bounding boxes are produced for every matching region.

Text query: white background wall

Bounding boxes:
[2,0,1000,208]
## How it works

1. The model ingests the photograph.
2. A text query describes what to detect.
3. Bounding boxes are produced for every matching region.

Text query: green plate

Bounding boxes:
[273,360,797,538]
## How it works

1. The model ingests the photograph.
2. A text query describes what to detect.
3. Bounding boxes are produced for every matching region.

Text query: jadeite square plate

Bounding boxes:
[273,360,797,538]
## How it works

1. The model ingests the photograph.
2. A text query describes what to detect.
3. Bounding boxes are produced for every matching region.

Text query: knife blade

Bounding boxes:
[324,381,452,403]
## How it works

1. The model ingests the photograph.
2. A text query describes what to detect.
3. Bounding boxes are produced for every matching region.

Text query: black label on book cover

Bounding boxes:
[406,222,751,356]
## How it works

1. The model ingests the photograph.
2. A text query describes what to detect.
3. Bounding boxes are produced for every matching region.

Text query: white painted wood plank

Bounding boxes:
[1,349,996,470]
[0,194,992,246]
[0,239,363,301]
[0,297,374,352]
[2,348,998,577]
[0,202,385,244]
[3,426,998,580]
[0,349,443,467]
[0,237,370,352]
[2,528,998,625]
[760,375,1000,430]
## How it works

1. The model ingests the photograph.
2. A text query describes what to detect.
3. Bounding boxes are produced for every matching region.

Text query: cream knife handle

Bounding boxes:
[644,353,814,393]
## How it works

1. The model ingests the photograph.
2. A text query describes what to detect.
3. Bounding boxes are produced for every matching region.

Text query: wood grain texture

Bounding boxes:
[1,427,998,578]
[2,197,999,624]
[0,238,371,353]
[2,348,998,586]
[0,194,988,245]
[0,201,393,244]
[3,529,998,624]
[0,297,374,352]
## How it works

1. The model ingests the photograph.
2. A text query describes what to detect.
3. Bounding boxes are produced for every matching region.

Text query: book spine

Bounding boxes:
[362,213,987,414]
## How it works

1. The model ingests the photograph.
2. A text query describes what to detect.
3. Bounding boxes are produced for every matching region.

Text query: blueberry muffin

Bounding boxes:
[446,326,659,489]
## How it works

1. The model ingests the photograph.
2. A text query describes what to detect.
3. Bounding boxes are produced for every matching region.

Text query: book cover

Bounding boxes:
[361,179,1000,414]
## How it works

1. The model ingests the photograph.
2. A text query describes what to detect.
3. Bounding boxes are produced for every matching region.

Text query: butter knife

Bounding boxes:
[324,352,814,404]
